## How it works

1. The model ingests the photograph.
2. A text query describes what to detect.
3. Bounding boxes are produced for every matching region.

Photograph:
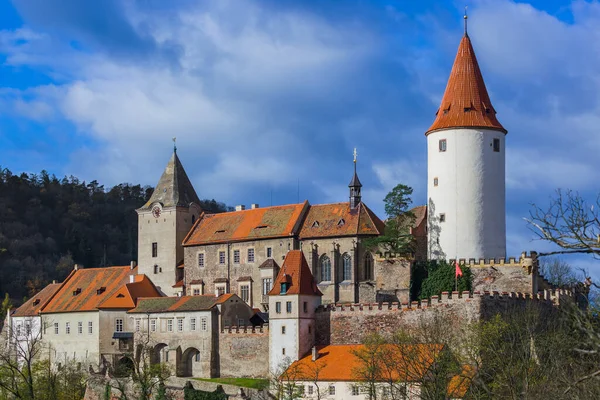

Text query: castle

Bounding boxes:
[4,22,577,399]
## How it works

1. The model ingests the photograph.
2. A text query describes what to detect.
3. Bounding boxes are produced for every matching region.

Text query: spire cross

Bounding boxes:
[353,148,358,173]
[173,137,177,153]
[464,6,468,36]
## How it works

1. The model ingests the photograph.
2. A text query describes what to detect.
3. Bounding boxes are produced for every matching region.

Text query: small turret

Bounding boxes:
[349,148,362,209]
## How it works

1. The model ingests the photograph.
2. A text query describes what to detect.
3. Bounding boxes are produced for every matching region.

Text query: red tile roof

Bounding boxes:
[41,266,139,314]
[98,275,162,309]
[183,202,309,245]
[299,202,384,239]
[172,280,184,288]
[447,365,475,398]
[129,293,237,313]
[426,34,506,135]
[269,250,322,296]
[286,344,444,382]
[12,283,61,317]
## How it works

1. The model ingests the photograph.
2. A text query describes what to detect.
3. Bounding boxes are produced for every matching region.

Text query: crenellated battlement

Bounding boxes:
[220,324,269,334]
[316,287,574,314]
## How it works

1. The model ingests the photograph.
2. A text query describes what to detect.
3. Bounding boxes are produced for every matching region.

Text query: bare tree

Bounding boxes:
[539,256,579,286]
[525,189,600,257]
[270,357,303,400]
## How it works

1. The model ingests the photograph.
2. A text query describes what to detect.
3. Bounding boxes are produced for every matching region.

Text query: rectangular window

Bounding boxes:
[493,138,500,152]
[276,302,281,314]
[434,177,439,186]
[219,251,226,264]
[135,319,140,332]
[238,318,245,326]
[329,385,335,395]
[266,247,272,258]
[352,386,359,395]
[439,139,447,152]
[282,348,286,355]
[152,242,158,258]
[439,213,446,223]
[308,386,313,395]
[262,278,272,295]
[198,253,205,268]
[54,323,59,335]
[78,321,83,334]
[177,318,184,332]
[216,286,226,296]
[233,250,240,264]
[66,322,70,335]
[193,288,200,296]
[25,321,31,335]
[286,301,292,313]
[167,319,173,332]
[201,317,207,331]
[240,285,250,303]
[190,318,196,331]
[115,319,123,332]
[303,302,307,313]
[16,323,21,336]
[247,248,255,263]
[150,319,156,332]
[88,321,93,334]
[281,326,286,334]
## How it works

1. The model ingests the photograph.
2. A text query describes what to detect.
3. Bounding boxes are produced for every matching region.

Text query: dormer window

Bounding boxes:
[281,282,288,295]
[96,287,106,295]
[33,299,40,306]
[312,221,319,228]
[72,288,81,296]
[255,225,268,229]
[337,219,345,227]
[215,229,226,234]
[116,293,125,298]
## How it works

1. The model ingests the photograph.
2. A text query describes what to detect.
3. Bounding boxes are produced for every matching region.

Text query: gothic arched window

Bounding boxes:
[342,253,352,281]
[364,253,374,281]
[320,255,331,282]
[192,215,196,224]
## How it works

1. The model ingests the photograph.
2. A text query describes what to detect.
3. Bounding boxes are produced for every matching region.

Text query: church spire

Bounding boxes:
[349,148,362,209]
[425,16,506,135]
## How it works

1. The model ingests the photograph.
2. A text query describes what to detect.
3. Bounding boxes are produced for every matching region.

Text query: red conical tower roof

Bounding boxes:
[425,33,506,135]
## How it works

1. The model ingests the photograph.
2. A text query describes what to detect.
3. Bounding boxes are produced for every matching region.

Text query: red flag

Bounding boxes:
[455,260,463,278]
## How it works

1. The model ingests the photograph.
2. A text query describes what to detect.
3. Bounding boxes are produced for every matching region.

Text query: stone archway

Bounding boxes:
[151,343,168,365]
[177,347,200,377]
[114,356,134,377]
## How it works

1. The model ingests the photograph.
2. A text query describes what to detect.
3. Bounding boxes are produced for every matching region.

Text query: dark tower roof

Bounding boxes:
[425,31,506,135]
[348,169,362,188]
[141,151,201,210]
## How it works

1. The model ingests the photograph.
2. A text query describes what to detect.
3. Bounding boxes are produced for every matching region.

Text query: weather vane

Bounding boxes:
[353,148,358,164]
[173,137,177,153]
[464,6,468,35]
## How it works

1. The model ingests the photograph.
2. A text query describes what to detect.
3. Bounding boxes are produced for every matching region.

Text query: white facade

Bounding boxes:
[269,294,321,374]
[427,128,506,260]
[8,316,43,364]
[289,381,421,400]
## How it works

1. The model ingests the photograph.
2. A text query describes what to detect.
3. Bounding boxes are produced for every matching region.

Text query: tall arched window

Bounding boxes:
[320,255,331,282]
[364,253,373,281]
[342,253,352,281]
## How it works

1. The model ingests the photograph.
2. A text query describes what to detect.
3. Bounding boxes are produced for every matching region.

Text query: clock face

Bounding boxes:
[152,206,161,218]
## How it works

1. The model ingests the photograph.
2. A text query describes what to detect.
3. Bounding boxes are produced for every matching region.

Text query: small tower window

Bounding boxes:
[493,138,500,152]
[439,213,446,222]
[152,242,158,258]
[433,177,438,187]
[439,139,447,152]
[153,265,159,274]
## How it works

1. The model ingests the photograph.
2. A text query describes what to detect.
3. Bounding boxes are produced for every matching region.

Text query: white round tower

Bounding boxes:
[426,25,507,261]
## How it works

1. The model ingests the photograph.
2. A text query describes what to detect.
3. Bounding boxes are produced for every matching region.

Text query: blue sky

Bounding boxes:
[1,0,599,270]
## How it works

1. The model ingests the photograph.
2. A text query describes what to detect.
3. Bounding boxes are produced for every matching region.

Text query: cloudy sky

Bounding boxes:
[0,0,598,267]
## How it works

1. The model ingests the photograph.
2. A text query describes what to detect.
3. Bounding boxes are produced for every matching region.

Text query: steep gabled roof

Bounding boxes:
[298,202,384,239]
[41,266,138,313]
[140,151,201,210]
[98,275,162,309]
[268,250,322,296]
[426,34,506,135]
[286,344,444,382]
[12,283,61,317]
[183,202,309,246]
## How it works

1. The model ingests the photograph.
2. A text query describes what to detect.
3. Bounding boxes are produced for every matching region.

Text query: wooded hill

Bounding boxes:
[0,167,228,304]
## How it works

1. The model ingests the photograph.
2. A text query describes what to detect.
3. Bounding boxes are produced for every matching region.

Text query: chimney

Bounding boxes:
[311,346,318,362]
[235,205,246,211]
[251,203,259,209]
[129,275,135,283]
[52,280,56,284]
[130,261,137,270]
[74,264,83,271]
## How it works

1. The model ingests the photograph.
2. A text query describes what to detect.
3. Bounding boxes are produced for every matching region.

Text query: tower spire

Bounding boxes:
[172,137,177,153]
[349,148,362,209]
[464,6,468,36]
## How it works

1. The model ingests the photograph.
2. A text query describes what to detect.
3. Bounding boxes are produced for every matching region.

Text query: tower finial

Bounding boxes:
[172,137,177,153]
[464,6,468,36]
[353,147,358,172]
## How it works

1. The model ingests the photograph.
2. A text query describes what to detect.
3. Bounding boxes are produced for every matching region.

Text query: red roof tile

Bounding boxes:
[12,283,61,317]
[172,280,184,288]
[98,275,162,309]
[41,266,139,313]
[447,365,475,398]
[183,202,309,245]
[299,202,384,239]
[426,34,506,135]
[286,344,444,382]
[269,250,322,296]
[129,293,238,313]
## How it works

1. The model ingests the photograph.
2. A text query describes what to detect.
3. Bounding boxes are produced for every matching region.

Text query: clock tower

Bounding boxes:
[136,147,201,295]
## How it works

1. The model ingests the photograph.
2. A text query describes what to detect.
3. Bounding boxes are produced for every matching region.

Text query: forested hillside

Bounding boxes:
[0,167,228,304]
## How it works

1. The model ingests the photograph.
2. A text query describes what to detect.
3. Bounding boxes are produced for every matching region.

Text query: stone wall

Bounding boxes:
[217,325,270,378]
[315,289,570,346]
[372,256,411,304]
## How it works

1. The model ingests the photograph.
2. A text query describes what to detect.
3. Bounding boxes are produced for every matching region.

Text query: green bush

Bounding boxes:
[419,260,473,299]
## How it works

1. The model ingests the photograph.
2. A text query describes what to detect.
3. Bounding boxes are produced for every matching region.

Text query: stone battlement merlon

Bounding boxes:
[315,288,574,314]
[220,324,269,334]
